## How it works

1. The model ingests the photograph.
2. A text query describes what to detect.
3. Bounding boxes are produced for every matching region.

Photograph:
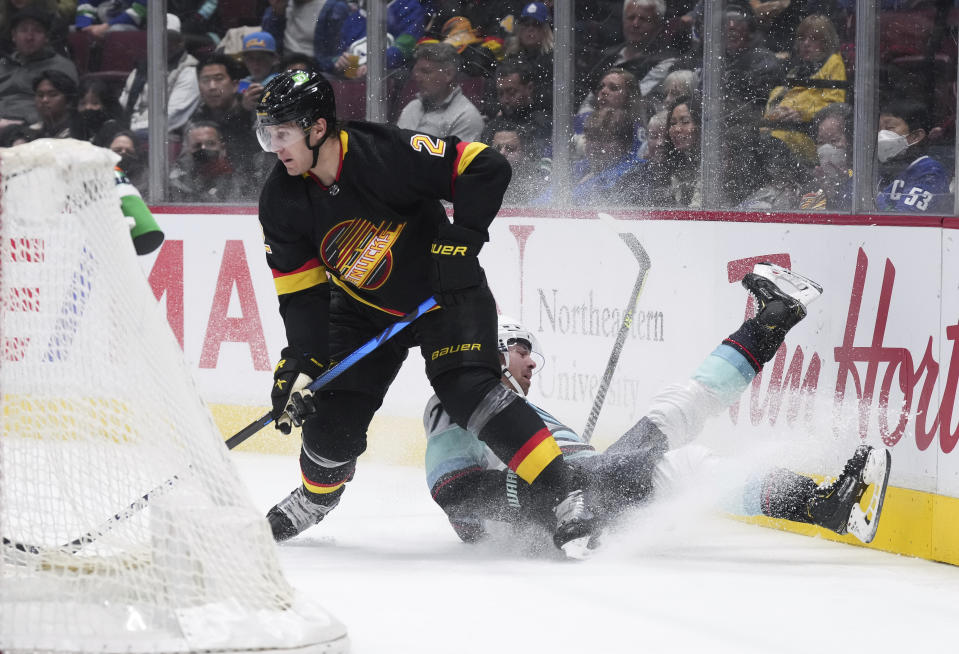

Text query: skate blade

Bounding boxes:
[847,448,892,544]
[560,535,594,561]
[752,263,824,308]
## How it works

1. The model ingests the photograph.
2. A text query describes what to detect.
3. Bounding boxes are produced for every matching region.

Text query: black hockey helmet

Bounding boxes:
[255,70,336,130]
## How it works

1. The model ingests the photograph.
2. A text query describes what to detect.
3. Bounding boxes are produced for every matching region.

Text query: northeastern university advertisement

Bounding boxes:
[146,208,959,566]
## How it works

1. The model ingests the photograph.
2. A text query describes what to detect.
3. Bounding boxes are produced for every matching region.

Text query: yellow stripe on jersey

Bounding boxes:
[328,276,405,316]
[455,142,487,176]
[273,261,327,295]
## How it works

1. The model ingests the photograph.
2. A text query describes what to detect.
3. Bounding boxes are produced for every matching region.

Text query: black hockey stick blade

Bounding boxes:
[583,217,651,442]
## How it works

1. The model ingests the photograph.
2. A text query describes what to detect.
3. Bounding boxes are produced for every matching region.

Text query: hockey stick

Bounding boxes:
[3,296,438,557]
[226,295,438,449]
[582,215,651,442]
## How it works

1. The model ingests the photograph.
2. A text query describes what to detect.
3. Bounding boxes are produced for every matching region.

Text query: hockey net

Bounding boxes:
[0,139,348,653]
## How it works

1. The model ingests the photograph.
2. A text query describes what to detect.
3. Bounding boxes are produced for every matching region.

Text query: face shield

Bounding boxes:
[497,320,545,373]
[255,120,308,153]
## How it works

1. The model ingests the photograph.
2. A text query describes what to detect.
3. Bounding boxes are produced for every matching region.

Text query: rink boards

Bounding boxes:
[146,206,959,566]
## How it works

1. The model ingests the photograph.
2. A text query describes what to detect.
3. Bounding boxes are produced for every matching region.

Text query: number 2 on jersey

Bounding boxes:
[410,134,446,157]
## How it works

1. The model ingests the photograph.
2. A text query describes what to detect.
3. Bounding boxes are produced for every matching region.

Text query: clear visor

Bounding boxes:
[506,337,545,373]
[255,122,307,152]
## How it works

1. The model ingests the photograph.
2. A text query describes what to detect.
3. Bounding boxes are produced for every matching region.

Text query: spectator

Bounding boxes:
[722,7,783,120]
[536,107,647,207]
[579,0,680,107]
[74,0,145,40]
[435,15,501,79]
[572,67,645,159]
[76,76,124,140]
[737,135,810,210]
[98,127,149,196]
[875,98,951,214]
[644,109,668,165]
[168,0,222,54]
[169,120,244,202]
[487,117,549,205]
[0,0,72,53]
[503,2,552,107]
[190,52,265,185]
[798,101,852,210]
[261,0,350,66]
[572,106,648,206]
[487,61,551,146]
[331,0,425,77]
[280,51,320,74]
[660,68,697,114]
[119,13,200,138]
[749,0,836,54]
[0,121,35,145]
[238,31,279,111]
[396,42,484,142]
[0,7,77,129]
[653,93,702,208]
[762,14,846,166]
[29,68,79,137]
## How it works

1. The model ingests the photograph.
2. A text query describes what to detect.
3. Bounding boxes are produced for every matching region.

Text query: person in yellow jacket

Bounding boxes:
[763,14,846,166]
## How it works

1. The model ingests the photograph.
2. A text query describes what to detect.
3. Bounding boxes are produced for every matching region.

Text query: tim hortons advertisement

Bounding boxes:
[142,212,957,499]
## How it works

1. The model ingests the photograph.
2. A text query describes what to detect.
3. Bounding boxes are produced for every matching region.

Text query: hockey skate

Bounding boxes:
[808,445,892,544]
[552,489,596,560]
[266,486,338,543]
[742,262,823,332]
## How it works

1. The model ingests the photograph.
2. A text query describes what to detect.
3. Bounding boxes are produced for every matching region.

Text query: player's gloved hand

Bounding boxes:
[270,348,325,434]
[429,223,485,307]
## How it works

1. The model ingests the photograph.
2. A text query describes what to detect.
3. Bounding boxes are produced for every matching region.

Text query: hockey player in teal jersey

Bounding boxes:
[424,264,892,552]
[254,70,594,557]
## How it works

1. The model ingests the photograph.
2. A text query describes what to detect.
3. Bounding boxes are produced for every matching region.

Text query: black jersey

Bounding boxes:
[258,120,511,360]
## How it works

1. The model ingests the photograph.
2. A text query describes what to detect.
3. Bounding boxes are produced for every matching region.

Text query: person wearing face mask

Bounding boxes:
[168,120,244,203]
[99,128,148,194]
[797,102,852,211]
[75,78,125,141]
[875,98,951,214]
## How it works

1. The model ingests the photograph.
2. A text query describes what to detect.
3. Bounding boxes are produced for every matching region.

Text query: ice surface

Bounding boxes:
[234,452,959,654]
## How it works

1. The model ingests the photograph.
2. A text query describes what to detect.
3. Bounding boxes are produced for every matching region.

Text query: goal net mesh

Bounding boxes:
[0,139,347,653]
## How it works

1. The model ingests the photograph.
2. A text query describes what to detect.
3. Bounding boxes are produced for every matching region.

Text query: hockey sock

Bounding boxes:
[299,450,356,506]
[757,468,818,524]
[723,317,788,371]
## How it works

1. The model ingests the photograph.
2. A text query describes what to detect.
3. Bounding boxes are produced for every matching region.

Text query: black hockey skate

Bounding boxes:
[807,445,892,544]
[742,262,824,333]
[266,486,338,543]
[552,489,596,560]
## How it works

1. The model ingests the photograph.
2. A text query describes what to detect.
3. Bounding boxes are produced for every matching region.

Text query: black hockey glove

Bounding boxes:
[429,224,485,307]
[271,348,326,434]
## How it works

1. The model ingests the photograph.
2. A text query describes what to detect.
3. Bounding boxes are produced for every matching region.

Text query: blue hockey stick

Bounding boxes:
[225,295,438,450]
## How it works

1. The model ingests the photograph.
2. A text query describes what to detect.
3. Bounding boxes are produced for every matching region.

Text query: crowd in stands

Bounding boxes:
[0,0,955,213]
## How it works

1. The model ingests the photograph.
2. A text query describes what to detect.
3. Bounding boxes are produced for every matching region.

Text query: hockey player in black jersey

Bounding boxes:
[424,264,892,552]
[253,70,594,557]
